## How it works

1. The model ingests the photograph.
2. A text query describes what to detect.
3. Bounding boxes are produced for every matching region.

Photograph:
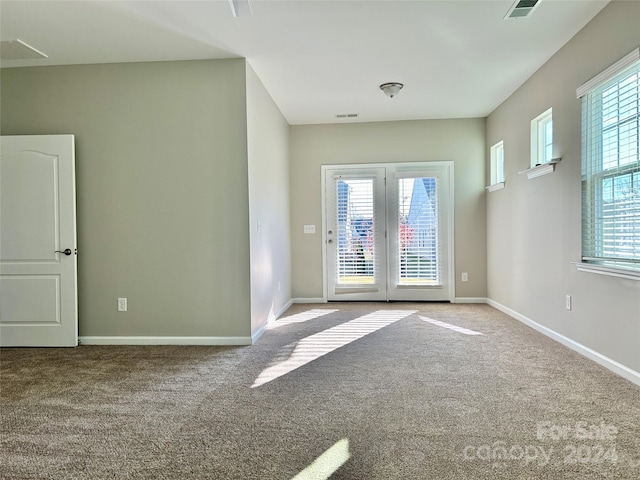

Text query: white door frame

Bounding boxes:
[321,162,455,302]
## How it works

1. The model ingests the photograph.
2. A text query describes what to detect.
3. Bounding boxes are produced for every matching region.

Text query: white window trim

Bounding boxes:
[576,48,639,99]
[489,140,505,188]
[573,262,640,281]
[485,182,505,192]
[530,108,553,167]
[518,158,561,180]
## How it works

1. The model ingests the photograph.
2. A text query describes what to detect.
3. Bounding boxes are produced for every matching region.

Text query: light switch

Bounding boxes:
[304,225,316,234]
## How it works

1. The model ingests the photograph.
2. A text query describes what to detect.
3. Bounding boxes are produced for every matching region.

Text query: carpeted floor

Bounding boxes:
[1,303,639,479]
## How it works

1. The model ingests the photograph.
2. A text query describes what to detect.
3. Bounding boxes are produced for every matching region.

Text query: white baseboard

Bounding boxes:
[276,299,294,317]
[252,299,295,344]
[294,297,490,304]
[79,336,252,346]
[487,298,640,387]
[250,325,267,345]
[453,297,488,304]
[292,297,326,304]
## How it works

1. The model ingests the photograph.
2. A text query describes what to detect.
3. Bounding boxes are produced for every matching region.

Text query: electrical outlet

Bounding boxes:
[461,272,468,282]
[118,297,127,312]
[565,295,572,311]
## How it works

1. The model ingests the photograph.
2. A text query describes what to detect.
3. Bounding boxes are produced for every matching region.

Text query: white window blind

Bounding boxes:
[397,177,439,285]
[335,177,377,285]
[579,48,640,272]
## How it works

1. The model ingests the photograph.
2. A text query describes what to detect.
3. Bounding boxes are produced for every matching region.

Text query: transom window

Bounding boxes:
[530,108,553,167]
[490,140,505,185]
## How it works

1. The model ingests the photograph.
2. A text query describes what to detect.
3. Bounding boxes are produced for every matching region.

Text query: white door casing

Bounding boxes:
[0,135,78,347]
[322,162,454,302]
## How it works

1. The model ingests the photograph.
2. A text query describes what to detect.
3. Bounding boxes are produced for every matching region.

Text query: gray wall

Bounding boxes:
[290,119,487,300]
[246,62,292,335]
[486,1,640,372]
[1,59,252,338]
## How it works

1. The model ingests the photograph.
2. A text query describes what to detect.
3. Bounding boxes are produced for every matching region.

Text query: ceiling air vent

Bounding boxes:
[336,113,359,119]
[504,0,541,19]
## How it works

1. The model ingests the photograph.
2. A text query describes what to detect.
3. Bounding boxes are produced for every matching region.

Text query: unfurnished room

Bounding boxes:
[1,1,639,479]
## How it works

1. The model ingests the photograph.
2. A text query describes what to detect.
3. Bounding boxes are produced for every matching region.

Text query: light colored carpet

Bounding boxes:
[2,303,639,479]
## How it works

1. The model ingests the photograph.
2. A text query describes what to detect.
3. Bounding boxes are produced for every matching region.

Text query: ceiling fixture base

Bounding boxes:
[380,82,403,98]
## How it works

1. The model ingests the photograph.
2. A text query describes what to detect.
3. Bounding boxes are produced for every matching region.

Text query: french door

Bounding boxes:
[324,162,453,302]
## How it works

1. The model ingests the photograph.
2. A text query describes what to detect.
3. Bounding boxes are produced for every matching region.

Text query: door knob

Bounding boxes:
[328,239,333,244]
[55,248,73,256]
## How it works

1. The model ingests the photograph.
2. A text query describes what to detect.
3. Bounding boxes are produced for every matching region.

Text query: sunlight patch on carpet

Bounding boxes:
[252,310,416,388]
[291,438,350,480]
[419,315,483,335]
[267,309,339,330]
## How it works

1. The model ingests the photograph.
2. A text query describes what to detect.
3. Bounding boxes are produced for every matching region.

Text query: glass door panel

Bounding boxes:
[387,165,452,301]
[397,177,439,286]
[326,168,386,301]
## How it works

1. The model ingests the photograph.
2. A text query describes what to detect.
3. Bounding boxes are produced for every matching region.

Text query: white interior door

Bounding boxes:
[1,135,78,347]
[324,162,453,302]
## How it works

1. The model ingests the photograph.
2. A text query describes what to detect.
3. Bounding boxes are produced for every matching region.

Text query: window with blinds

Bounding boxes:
[336,178,375,285]
[397,177,439,285]
[579,49,640,272]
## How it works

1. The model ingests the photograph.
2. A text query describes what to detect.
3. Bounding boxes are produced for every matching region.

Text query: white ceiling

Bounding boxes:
[0,0,609,125]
